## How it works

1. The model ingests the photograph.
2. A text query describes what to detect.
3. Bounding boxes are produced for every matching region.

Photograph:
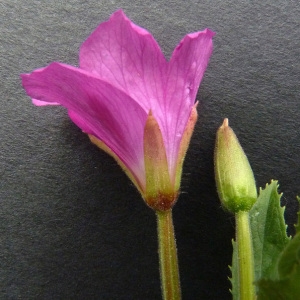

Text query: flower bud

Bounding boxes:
[214,118,257,213]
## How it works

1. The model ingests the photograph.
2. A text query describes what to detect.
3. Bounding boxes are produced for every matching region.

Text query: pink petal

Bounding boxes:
[160,29,215,181]
[21,62,148,189]
[80,10,215,183]
[32,99,60,106]
[79,10,167,112]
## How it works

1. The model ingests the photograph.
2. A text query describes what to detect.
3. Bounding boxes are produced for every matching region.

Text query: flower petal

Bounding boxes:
[168,29,215,108]
[159,29,215,182]
[21,62,148,189]
[80,10,215,184]
[33,99,60,106]
[79,10,167,112]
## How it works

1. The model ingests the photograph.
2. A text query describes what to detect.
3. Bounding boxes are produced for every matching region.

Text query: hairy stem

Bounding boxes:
[236,210,255,300]
[156,210,181,300]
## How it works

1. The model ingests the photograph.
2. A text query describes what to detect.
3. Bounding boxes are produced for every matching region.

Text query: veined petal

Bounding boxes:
[68,110,145,192]
[80,10,214,186]
[157,29,215,183]
[168,29,215,108]
[80,10,167,112]
[21,62,148,190]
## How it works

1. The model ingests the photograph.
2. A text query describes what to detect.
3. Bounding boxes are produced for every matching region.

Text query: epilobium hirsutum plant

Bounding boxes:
[21,10,214,300]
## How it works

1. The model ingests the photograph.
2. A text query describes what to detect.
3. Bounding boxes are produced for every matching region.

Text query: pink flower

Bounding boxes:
[21,10,214,210]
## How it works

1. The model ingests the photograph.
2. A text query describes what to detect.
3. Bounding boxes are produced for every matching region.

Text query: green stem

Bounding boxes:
[156,209,181,300]
[235,210,255,300]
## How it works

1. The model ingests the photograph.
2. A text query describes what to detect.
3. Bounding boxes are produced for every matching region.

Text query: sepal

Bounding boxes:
[143,112,178,211]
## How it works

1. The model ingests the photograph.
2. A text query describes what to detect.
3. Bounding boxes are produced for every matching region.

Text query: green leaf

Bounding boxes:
[230,181,291,297]
[257,233,300,300]
[253,184,300,299]
[278,232,300,278]
[249,180,290,281]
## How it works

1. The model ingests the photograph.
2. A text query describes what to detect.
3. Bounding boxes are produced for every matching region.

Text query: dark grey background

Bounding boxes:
[1,1,300,299]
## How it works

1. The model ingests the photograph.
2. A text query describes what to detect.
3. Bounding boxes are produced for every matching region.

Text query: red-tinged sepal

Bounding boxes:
[143,112,178,211]
[174,103,198,192]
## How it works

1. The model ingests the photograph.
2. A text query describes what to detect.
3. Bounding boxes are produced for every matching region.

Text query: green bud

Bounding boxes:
[214,118,257,213]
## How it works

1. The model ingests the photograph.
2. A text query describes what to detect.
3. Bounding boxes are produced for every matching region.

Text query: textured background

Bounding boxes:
[1,1,300,299]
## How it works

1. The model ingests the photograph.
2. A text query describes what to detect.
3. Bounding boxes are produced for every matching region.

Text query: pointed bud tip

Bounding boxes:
[221,118,229,128]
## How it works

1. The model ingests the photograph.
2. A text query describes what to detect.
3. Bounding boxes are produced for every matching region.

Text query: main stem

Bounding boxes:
[156,209,181,300]
[235,211,255,300]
